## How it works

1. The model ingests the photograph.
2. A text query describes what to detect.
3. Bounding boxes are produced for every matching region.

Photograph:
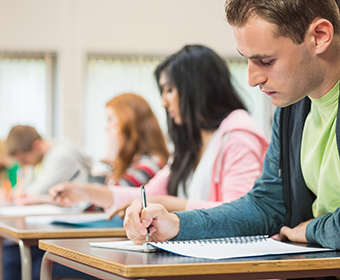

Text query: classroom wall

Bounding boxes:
[0,0,242,147]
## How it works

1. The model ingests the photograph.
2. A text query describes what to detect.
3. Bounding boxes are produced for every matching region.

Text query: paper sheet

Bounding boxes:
[25,212,108,224]
[0,204,82,217]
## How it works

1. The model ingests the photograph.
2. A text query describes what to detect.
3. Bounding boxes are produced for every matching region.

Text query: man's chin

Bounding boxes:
[270,97,294,108]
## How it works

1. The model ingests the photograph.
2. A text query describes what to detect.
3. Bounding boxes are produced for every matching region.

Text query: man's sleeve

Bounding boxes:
[306,208,340,250]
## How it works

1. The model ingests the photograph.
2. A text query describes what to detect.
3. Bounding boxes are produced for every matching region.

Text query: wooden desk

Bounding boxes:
[39,237,340,280]
[0,216,125,280]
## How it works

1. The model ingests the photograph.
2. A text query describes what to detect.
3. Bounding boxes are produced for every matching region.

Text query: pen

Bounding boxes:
[54,169,80,200]
[140,185,150,242]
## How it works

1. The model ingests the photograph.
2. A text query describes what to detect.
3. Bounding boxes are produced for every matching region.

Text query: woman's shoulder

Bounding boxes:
[115,155,164,187]
[218,109,267,138]
[131,155,164,173]
[222,109,253,125]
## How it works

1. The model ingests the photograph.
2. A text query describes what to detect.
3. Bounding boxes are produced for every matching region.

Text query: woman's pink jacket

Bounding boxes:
[108,109,269,212]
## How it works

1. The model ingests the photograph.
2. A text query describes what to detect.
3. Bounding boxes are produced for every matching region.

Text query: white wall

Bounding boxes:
[0,0,245,147]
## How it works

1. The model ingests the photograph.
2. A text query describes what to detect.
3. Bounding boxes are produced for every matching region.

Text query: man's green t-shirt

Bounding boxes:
[301,80,340,217]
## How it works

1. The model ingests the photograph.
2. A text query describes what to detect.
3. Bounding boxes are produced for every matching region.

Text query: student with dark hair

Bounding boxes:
[123,0,340,256]
[50,44,269,214]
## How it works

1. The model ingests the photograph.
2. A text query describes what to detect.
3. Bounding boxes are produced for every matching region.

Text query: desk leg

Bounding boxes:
[18,240,32,280]
[40,252,53,280]
[40,251,130,280]
[0,236,3,280]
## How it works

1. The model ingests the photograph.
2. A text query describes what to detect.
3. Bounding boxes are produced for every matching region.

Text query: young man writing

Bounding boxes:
[123,0,340,251]
[3,125,92,280]
[6,125,91,203]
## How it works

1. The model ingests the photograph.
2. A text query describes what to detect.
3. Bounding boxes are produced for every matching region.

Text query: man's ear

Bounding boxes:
[307,18,334,55]
[32,139,42,151]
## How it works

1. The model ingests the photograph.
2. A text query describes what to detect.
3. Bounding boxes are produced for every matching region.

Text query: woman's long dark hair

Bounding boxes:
[155,45,246,196]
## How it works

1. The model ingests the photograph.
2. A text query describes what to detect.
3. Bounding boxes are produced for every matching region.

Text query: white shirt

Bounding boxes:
[23,141,91,194]
[177,131,218,200]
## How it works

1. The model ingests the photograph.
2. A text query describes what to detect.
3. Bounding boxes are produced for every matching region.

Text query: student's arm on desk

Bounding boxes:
[124,199,180,245]
[49,183,113,209]
[280,205,340,250]
[14,193,56,206]
[304,208,340,250]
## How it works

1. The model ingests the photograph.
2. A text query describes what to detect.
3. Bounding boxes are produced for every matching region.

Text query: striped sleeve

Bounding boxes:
[115,155,163,187]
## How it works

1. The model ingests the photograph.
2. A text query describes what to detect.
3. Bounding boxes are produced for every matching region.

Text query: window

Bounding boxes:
[0,53,56,140]
[84,55,165,160]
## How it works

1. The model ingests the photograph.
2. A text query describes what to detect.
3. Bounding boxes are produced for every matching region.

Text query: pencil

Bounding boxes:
[54,169,80,200]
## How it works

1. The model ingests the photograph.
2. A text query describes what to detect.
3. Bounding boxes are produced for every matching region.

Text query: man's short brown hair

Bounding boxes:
[225,0,340,44]
[6,125,42,156]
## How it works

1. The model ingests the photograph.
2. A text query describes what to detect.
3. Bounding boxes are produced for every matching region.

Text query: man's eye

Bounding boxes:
[261,60,274,66]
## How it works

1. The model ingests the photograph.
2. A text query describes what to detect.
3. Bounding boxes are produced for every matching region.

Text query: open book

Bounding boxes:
[90,235,334,260]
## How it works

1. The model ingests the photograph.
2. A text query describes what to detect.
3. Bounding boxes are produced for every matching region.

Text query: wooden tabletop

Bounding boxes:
[39,238,340,279]
[0,216,126,240]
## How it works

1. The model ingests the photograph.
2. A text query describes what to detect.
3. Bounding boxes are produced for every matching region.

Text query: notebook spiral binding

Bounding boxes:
[159,235,269,245]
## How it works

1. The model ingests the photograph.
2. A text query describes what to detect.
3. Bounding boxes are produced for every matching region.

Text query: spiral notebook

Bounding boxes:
[90,235,333,259]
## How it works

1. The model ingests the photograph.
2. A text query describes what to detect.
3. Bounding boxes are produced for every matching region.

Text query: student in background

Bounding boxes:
[89,93,169,187]
[3,94,169,280]
[5,125,91,204]
[3,126,92,280]
[123,0,340,257]
[50,45,269,215]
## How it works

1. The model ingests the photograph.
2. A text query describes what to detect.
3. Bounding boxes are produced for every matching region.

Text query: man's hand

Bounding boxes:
[124,199,180,244]
[279,219,313,243]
